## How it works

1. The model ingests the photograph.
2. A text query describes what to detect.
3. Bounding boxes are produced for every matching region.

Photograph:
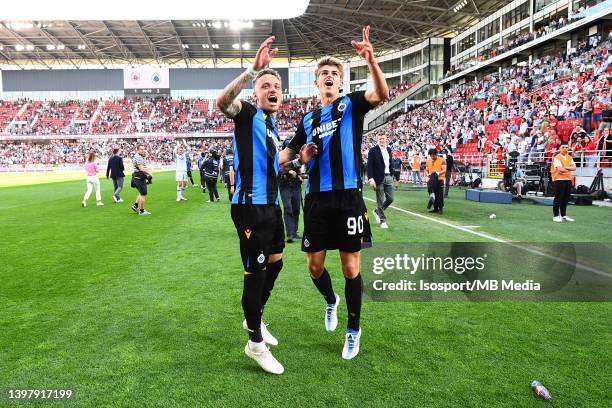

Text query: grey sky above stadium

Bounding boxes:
[0,0,507,67]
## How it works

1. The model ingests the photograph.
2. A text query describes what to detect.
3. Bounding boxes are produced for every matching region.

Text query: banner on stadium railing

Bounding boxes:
[0,133,232,141]
[0,164,174,173]
[0,132,295,141]
[123,66,170,95]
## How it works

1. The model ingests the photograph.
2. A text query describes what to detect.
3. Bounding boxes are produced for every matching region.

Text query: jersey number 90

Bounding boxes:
[347,216,364,236]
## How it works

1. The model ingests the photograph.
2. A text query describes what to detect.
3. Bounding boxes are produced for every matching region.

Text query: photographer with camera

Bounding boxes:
[498,164,525,199]
[130,144,152,216]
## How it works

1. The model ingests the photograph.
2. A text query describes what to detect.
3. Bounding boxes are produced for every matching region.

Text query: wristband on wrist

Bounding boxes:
[246,66,260,79]
[290,158,302,169]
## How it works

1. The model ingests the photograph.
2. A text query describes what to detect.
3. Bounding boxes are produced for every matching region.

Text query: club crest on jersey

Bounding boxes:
[337,101,346,112]
[304,238,310,248]
[257,253,265,264]
[244,229,252,239]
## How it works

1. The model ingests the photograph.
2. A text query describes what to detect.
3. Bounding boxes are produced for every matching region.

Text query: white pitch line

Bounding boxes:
[364,197,508,243]
[462,225,481,229]
[365,197,612,279]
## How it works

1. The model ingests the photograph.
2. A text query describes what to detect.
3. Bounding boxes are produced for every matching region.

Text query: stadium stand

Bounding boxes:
[365,35,612,170]
[0,35,610,172]
[0,138,232,166]
[0,95,318,136]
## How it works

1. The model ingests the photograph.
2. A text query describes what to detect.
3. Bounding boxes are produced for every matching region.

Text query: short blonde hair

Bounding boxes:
[253,68,282,87]
[315,57,344,80]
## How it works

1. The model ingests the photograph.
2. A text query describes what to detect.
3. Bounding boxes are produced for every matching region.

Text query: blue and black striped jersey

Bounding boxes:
[288,91,373,194]
[231,101,280,205]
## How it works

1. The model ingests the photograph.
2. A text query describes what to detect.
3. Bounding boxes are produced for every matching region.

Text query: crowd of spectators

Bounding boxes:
[0,138,232,166]
[2,33,611,172]
[365,35,612,170]
[0,95,313,136]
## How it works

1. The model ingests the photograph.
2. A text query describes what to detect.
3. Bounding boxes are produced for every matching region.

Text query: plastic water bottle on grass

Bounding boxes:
[531,380,552,401]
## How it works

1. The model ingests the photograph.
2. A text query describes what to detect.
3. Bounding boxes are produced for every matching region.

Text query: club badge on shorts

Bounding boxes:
[257,253,265,264]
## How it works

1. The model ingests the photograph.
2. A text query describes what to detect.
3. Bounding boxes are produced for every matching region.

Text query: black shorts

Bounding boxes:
[231,204,285,272]
[393,171,401,181]
[302,189,372,253]
[131,175,148,196]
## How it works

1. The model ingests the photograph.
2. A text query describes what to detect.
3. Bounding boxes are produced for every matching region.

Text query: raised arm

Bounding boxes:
[351,26,389,106]
[215,36,278,118]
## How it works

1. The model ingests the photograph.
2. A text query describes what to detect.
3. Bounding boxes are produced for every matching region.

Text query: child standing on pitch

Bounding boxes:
[82,152,104,207]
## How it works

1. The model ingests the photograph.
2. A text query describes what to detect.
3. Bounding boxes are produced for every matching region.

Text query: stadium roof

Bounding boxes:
[0,0,506,67]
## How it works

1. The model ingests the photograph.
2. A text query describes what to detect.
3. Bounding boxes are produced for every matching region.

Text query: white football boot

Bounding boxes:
[325,294,340,332]
[244,341,284,374]
[342,329,362,360]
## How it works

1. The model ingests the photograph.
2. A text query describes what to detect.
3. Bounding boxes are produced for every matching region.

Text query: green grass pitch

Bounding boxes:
[1,171,610,407]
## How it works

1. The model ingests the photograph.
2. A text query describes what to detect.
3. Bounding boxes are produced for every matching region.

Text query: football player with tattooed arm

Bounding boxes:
[216,36,301,375]
[279,26,389,360]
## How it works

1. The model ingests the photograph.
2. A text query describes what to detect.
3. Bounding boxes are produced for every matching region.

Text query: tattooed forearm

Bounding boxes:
[216,70,251,117]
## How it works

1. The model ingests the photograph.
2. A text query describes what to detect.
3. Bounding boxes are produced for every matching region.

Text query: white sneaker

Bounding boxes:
[176,197,181,202]
[117,198,124,203]
[96,201,104,206]
[342,329,362,360]
[244,341,284,374]
[112,195,118,203]
[325,294,340,332]
[427,193,435,209]
[139,210,151,216]
[180,196,188,201]
[243,319,278,346]
[381,222,389,229]
[81,200,86,208]
[553,216,563,222]
[372,209,381,224]
[562,216,574,222]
